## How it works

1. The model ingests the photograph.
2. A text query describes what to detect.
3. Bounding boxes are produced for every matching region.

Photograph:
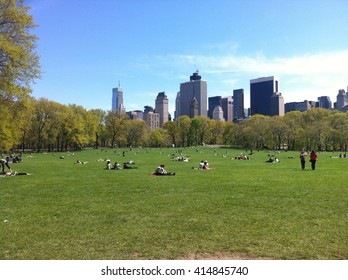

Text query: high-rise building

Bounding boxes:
[175,71,207,118]
[208,96,222,119]
[112,84,124,112]
[250,76,279,116]
[233,89,244,121]
[144,111,160,131]
[220,96,233,122]
[155,91,169,127]
[336,89,348,111]
[317,96,332,109]
[270,92,285,116]
[212,106,224,121]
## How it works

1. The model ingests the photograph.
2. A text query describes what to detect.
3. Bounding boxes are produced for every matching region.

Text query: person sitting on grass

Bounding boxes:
[153,164,175,176]
[106,160,112,170]
[203,160,210,170]
[114,162,122,170]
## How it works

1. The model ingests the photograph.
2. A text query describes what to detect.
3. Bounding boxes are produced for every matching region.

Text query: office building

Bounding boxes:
[155,91,169,127]
[176,71,207,118]
[212,106,224,121]
[270,92,285,116]
[285,102,297,113]
[208,96,222,119]
[233,89,244,121]
[220,96,233,122]
[317,96,332,109]
[112,84,124,112]
[250,76,279,116]
[336,89,348,111]
[144,111,160,131]
[296,100,312,112]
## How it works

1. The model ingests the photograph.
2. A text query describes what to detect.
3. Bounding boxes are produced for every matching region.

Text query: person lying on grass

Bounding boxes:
[1,171,31,176]
[153,164,175,176]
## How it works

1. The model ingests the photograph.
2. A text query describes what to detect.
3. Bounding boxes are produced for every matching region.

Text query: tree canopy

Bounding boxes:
[0,0,40,151]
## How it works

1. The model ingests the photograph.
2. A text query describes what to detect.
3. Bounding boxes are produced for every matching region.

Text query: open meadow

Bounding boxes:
[1,147,348,260]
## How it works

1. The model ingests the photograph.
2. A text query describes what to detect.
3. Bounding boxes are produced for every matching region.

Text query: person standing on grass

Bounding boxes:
[300,149,307,170]
[1,157,12,173]
[310,150,318,170]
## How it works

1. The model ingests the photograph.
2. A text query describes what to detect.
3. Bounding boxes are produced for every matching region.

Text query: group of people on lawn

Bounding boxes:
[300,149,318,170]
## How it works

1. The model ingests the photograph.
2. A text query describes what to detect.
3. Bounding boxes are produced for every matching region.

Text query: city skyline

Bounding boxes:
[28,0,348,117]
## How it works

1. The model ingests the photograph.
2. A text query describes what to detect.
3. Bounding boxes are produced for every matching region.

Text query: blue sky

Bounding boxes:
[28,0,348,116]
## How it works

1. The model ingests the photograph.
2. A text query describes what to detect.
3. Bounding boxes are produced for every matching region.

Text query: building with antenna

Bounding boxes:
[175,70,207,119]
[112,82,125,112]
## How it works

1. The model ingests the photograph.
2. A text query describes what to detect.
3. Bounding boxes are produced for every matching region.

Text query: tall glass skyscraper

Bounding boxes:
[250,76,280,116]
[233,88,244,120]
[112,85,124,112]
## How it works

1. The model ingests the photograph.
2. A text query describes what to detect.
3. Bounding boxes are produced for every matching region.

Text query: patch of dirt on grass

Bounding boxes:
[179,252,271,260]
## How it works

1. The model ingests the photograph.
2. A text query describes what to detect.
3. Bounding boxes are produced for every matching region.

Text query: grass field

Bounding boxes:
[1,147,348,260]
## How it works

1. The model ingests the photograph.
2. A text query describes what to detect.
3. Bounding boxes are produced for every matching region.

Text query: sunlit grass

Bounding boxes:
[1,147,347,259]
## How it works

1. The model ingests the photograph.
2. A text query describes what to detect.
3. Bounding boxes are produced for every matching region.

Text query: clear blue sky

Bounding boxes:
[28,0,348,115]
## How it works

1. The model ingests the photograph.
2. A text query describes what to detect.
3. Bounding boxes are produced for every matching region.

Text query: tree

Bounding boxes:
[177,115,191,147]
[163,121,178,147]
[124,119,147,147]
[0,0,40,151]
[90,109,106,148]
[269,116,287,150]
[105,111,128,147]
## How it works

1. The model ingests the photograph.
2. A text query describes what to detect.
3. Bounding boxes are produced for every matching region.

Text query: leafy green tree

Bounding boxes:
[90,109,106,148]
[149,128,165,147]
[0,0,40,151]
[163,121,178,147]
[329,111,348,151]
[30,98,53,152]
[283,111,303,150]
[105,111,128,147]
[177,115,191,147]
[269,116,287,149]
[301,108,330,151]
[124,119,147,147]
[222,122,237,145]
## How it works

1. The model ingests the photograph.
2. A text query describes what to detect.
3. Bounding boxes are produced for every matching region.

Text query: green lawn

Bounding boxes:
[1,147,347,260]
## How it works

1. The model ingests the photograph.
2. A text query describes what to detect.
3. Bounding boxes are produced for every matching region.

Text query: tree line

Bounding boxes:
[1,96,348,153]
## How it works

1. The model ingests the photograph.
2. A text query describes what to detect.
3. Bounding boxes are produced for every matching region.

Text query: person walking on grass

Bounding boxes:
[300,149,307,170]
[310,150,318,170]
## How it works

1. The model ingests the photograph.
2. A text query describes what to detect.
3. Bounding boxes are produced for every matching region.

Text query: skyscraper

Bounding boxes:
[155,91,168,127]
[270,92,285,116]
[176,71,207,118]
[233,89,244,121]
[336,89,348,111]
[208,96,222,119]
[250,76,279,116]
[112,84,124,112]
[220,96,233,122]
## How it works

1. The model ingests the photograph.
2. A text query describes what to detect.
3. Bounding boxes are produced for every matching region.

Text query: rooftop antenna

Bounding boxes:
[118,80,121,88]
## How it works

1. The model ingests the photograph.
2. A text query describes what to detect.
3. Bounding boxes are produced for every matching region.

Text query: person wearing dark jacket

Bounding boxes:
[310,150,318,170]
[300,150,307,170]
